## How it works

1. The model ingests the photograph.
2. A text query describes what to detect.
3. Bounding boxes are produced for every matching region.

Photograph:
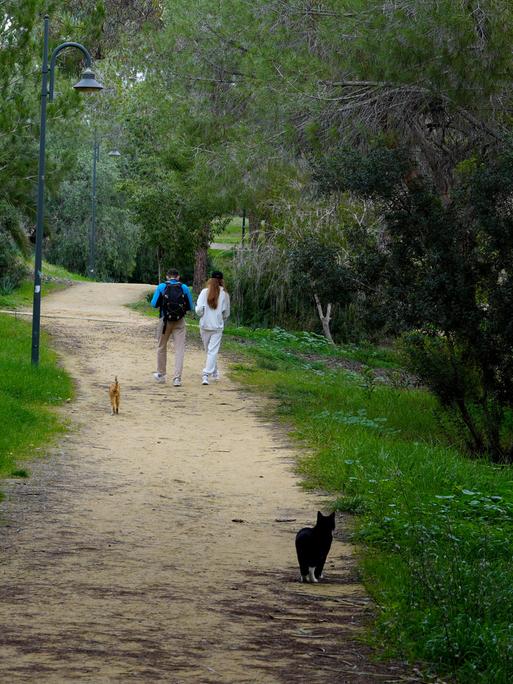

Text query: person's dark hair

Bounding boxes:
[166,268,179,279]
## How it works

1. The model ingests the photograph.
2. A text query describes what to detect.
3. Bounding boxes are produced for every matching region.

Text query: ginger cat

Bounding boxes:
[109,376,120,415]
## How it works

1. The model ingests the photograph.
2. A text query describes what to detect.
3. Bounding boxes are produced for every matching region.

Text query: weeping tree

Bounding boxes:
[251,0,513,195]
[232,243,298,328]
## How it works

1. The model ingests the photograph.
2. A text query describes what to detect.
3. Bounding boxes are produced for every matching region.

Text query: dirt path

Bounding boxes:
[0,283,411,683]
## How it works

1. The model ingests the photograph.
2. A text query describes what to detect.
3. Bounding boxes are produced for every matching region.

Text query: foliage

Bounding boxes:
[46,145,139,281]
[0,203,29,292]
[63,0,162,59]
[231,243,302,329]
[231,194,387,340]
[0,2,120,283]
[378,154,513,462]
[288,233,351,306]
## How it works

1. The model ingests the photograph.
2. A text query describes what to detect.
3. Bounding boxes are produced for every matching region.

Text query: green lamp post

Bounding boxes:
[88,141,122,279]
[88,130,100,279]
[31,15,103,365]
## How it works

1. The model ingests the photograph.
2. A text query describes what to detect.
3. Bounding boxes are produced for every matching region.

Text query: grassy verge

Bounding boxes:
[0,261,90,310]
[218,326,513,683]
[0,264,78,485]
[127,290,159,317]
[0,316,73,480]
[215,216,244,245]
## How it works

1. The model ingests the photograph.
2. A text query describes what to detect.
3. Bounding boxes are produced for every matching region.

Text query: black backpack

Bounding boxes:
[161,282,188,329]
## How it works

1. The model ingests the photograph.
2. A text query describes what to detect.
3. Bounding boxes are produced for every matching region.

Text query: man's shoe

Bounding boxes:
[212,370,220,380]
[153,372,166,383]
[173,377,182,387]
[202,375,209,385]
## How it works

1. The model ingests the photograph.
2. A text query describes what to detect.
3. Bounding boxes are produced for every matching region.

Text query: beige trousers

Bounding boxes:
[156,317,186,379]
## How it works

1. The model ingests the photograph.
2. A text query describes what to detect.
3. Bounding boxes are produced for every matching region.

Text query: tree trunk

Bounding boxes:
[263,220,274,242]
[157,246,162,283]
[248,211,259,246]
[455,398,486,456]
[193,224,210,293]
[314,293,335,345]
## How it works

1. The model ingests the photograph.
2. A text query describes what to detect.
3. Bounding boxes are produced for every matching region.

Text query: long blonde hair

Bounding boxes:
[206,276,226,309]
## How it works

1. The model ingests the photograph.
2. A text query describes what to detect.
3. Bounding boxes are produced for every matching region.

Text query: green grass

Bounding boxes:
[40,260,91,282]
[0,261,90,310]
[0,314,73,481]
[222,324,400,369]
[223,326,513,684]
[214,216,244,245]
[208,247,236,285]
[0,280,39,309]
[126,290,159,317]
[209,246,236,258]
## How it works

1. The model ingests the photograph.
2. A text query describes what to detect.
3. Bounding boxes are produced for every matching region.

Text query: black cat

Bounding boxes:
[295,511,335,583]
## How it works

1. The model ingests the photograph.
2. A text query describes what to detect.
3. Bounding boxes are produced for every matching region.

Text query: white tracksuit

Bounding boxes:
[195,287,230,376]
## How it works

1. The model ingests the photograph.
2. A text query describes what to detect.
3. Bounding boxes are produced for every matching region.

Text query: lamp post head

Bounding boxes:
[73,68,103,93]
[108,149,121,157]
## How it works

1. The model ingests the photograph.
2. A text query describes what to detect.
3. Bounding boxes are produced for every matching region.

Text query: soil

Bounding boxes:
[0,283,415,683]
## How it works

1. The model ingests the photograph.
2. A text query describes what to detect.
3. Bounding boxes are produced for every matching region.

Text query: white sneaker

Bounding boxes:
[212,370,220,381]
[173,377,182,387]
[202,375,209,385]
[153,372,166,383]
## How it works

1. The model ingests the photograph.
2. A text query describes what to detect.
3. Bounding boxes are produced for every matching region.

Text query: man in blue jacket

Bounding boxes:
[151,268,194,387]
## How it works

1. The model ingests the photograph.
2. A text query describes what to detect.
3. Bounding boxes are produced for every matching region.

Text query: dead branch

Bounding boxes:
[314,293,335,345]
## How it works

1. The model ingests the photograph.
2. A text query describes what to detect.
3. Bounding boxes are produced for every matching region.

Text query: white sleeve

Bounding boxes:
[195,289,206,316]
[222,292,231,321]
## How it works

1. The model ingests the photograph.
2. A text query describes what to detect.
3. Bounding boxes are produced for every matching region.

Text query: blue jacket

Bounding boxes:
[151,279,194,316]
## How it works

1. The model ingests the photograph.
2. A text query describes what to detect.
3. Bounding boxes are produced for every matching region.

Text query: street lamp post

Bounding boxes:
[88,143,122,279]
[241,208,246,244]
[88,131,100,279]
[31,15,103,365]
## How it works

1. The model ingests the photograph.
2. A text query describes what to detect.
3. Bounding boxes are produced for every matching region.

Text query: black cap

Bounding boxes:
[211,270,223,279]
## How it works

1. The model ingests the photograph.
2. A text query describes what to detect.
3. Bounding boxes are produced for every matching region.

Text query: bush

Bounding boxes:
[230,195,388,341]
[400,330,513,459]
[0,202,29,292]
[321,147,513,461]
[231,242,314,329]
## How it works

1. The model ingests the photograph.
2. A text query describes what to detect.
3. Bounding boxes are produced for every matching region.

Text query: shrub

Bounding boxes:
[0,202,29,292]
[323,148,513,462]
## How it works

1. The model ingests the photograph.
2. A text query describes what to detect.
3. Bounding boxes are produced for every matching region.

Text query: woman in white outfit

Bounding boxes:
[195,270,230,385]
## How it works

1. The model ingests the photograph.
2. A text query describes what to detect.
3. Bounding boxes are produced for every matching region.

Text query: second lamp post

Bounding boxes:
[88,131,100,279]
[88,138,122,279]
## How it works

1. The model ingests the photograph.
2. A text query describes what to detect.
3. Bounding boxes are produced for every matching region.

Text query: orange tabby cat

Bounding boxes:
[109,376,120,415]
